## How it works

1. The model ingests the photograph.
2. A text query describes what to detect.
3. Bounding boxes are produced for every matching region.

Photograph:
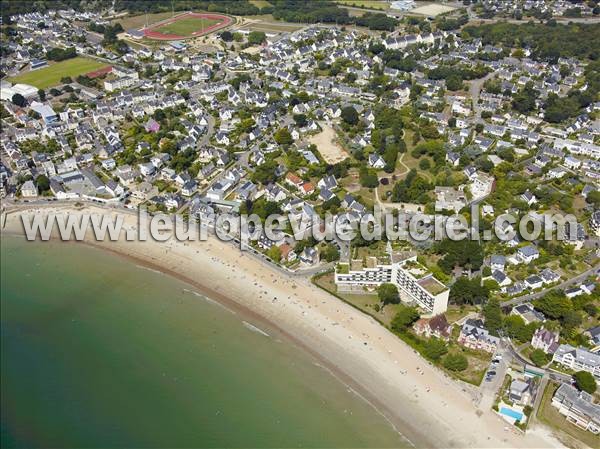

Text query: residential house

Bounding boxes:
[21,180,37,197]
[511,303,545,324]
[531,327,559,354]
[584,326,600,346]
[517,245,540,264]
[299,247,318,265]
[458,319,499,353]
[368,153,385,169]
[509,379,531,405]
[413,314,451,341]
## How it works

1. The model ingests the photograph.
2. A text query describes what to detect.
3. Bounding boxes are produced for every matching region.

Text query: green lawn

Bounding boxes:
[155,17,220,36]
[336,0,390,10]
[249,0,272,7]
[8,57,108,89]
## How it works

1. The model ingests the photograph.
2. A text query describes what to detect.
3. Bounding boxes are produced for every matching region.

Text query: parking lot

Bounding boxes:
[478,349,509,410]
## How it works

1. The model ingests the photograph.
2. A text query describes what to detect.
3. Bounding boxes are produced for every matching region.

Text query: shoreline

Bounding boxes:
[1,204,564,448]
[1,229,414,447]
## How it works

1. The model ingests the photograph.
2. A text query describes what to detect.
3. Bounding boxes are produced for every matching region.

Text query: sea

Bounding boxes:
[1,236,408,448]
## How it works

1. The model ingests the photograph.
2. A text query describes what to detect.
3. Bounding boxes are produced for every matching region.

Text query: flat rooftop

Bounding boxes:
[417,276,447,296]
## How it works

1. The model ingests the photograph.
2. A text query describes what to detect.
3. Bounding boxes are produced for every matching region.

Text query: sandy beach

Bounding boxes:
[1,204,564,448]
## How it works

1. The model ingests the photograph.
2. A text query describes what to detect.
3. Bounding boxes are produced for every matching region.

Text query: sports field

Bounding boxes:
[8,57,108,89]
[143,12,232,40]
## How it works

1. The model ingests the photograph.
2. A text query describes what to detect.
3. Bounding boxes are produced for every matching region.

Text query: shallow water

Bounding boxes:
[1,236,408,448]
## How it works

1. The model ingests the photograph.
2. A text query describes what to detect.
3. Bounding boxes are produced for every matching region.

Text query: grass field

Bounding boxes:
[336,0,390,10]
[116,12,174,30]
[154,17,219,36]
[238,21,304,33]
[8,57,108,89]
[249,0,272,7]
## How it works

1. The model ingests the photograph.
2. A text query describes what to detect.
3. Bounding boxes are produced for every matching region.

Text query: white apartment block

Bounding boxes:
[335,254,449,315]
[552,383,600,434]
[552,344,600,379]
[104,76,137,92]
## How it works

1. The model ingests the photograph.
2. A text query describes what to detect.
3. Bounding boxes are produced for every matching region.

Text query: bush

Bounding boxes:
[390,305,420,332]
[530,348,549,367]
[573,371,597,394]
[423,338,448,361]
[341,106,359,125]
[443,353,468,371]
[378,283,399,305]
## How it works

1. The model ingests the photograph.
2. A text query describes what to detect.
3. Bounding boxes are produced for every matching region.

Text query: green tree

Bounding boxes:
[530,349,549,367]
[391,305,419,332]
[36,175,50,193]
[247,31,266,45]
[220,30,233,41]
[266,245,282,263]
[11,93,26,107]
[359,167,379,188]
[586,190,600,207]
[443,354,468,371]
[533,291,572,320]
[293,113,307,127]
[573,371,597,394]
[341,106,358,125]
[449,276,489,305]
[320,243,340,262]
[274,128,293,145]
[378,283,399,305]
[423,338,448,361]
[446,75,463,91]
[483,298,503,335]
[251,159,278,185]
[38,89,46,101]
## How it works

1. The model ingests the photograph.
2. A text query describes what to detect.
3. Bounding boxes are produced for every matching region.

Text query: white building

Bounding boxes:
[552,383,600,434]
[552,344,600,378]
[335,253,449,315]
[21,180,38,198]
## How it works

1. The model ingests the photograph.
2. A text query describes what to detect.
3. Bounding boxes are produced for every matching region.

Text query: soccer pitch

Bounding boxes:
[155,17,220,36]
[8,57,108,89]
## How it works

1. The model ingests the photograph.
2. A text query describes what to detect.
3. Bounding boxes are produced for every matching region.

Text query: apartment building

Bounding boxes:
[552,344,600,378]
[334,253,449,315]
[552,383,600,434]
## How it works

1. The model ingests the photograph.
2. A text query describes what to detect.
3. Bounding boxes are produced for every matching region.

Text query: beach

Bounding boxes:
[1,203,563,448]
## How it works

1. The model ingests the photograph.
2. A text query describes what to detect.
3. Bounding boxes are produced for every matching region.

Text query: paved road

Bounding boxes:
[501,263,600,306]
[505,342,572,383]
[469,72,495,125]
[198,115,215,147]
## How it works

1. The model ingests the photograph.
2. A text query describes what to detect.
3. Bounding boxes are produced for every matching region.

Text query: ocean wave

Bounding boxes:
[182,288,236,314]
[135,265,163,275]
[242,321,270,337]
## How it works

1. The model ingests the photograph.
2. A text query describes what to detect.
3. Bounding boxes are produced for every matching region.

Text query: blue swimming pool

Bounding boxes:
[500,407,523,421]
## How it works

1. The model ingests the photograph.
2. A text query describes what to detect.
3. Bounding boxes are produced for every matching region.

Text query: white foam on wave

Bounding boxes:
[135,265,163,275]
[182,288,236,314]
[242,321,270,337]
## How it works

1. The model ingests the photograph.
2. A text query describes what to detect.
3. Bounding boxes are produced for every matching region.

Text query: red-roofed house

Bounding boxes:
[300,182,315,196]
[413,314,451,340]
[285,172,303,188]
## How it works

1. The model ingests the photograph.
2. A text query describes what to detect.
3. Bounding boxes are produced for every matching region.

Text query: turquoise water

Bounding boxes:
[499,407,523,421]
[1,236,407,448]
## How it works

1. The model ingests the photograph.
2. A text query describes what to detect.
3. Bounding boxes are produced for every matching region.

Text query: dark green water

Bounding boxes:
[1,236,407,448]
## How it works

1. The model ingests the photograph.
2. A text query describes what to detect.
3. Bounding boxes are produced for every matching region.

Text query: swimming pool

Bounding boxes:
[499,407,524,421]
